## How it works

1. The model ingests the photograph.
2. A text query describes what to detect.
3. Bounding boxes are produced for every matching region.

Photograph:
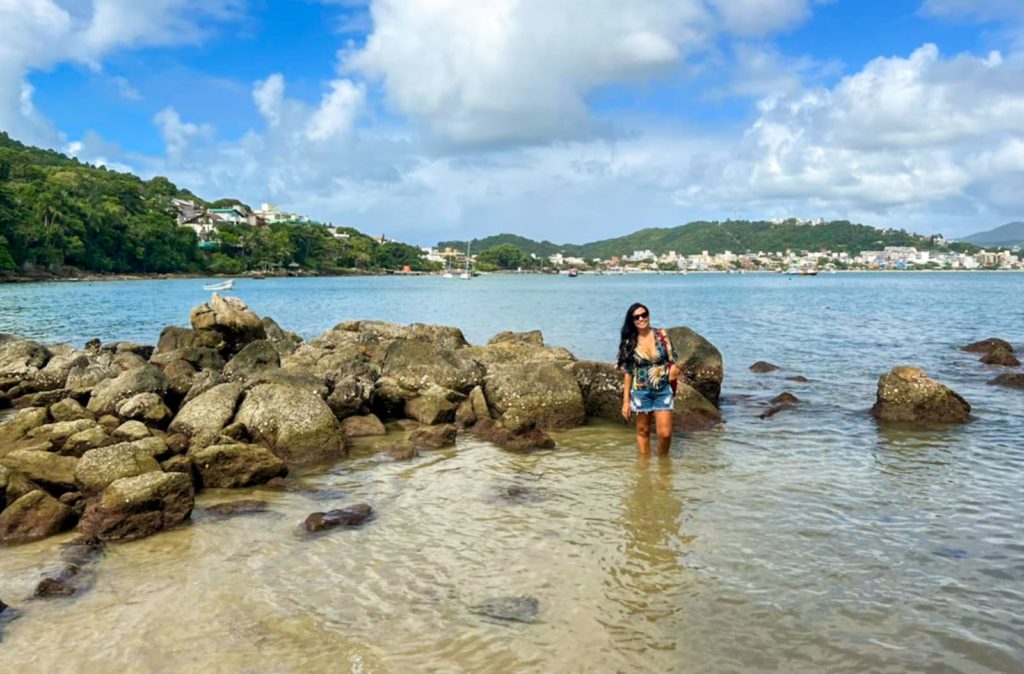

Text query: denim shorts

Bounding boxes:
[629,382,674,413]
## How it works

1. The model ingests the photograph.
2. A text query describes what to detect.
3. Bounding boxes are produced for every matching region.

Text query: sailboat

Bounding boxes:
[442,255,454,278]
[460,241,472,279]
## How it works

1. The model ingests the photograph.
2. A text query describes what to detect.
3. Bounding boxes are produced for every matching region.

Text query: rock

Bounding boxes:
[78,472,194,542]
[26,418,97,450]
[188,443,288,488]
[244,368,330,399]
[326,375,375,419]
[220,421,249,441]
[165,433,190,455]
[0,465,8,505]
[31,347,84,391]
[409,424,457,449]
[0,490,75,543]
[469,383,492,419]
[483,361,585,431]
[97,415,120,430]
[2,467,36,507]
[154,325,223,355]
[488,330,544,346]
[340,414,386,437]
[65,356,119,394]
[49,398,93,422]
[571,360,623,421]
[404,385,462,425]
[749,361,781,373]
[385,440,419,461]
[223,340,281,381]
[870,366,971,424]
[182,368,223,404]
[379,339,483,394]
[0,336,49,379]
[470,596,539,623]
[0,450,78,493]
[304,503,373,532]
[74,444,161,493]
[189,294,266,355]
[980,347,1020,367]
[472,417,556,452]
[672,383,724,432]
[59,491,86,517]
[162,359,198,398]
[987,372,1024,390]
[35,571,80,598]
[62,426,111,457]
[664,327,724,406]
[455,398,476,426]
[203,499,270,520]
[115,392,172,425]
[125,436,171,460]
[12,388,74,408]
[112,420,151,442]
[771,392,800,405]
[160,455,195,480]
[168,382,244,449]
[391,419,421,430]
[262,316,302,355]
[785,375,810,383]
[960,337,1014,354]
[87,365,170,416]
[235,383,346,465]
[0,407,50,453]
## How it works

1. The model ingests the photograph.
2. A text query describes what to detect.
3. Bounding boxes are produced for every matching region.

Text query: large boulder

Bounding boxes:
[87,365,170,416]
[379,340,483,394]
[664,327,723,405]
[234,383,346,465]
[150,326,225,371]
[116,392,172,425]
[327,376,375,419]
[404,385,463,425]
[78,472,194,542]
[262,317,302,355]
[65,356,120,394]
[49,398,93,422]
[74,444,161,493]
[223,340,281,381]
[189,294,266,355]
[31,346,83,391]
[188,443,288,488]
[870,366,971,424]
[483,361,585,431]
[340,414,386,437]
[672,383,723,431]
[988,372,1024,390]
[571,360,624,420]
[168,382,244,449]
[62,426,111,457]
[980,348,1020,367]
[0,490,74,543]
[0,450,78,493]
[162,359,198,398]
[27,419,99,451]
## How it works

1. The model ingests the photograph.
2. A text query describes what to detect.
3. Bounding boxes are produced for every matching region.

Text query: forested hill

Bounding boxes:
[436,233,563,258]
[0,132,432,275]
[441,219,964,260]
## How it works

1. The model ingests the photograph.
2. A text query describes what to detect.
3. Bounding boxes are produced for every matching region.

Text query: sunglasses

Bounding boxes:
[632,311,649,322]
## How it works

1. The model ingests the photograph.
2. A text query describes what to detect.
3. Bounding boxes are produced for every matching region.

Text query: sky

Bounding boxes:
[2,0,1023,245]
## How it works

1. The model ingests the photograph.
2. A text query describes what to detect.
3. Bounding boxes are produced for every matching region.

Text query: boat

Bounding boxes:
[460,241,472,279]
[443,256,454,278]
[567,269,579,278]
[203,279,235,291]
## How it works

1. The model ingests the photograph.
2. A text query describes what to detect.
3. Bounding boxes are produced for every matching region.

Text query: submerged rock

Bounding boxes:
[340,414,386,437]
[304,503,373,532]
[203,499,270,520]
[960,338,1013,354]
[987,372,1024,390]
[980,347,1020,367]
[409,423,458,449]
[472,417,555,452]
[871,366,971,424]
[749,361,781,373]
[470,596,539,623]
[384,440,419,461]
[785,375,810,383]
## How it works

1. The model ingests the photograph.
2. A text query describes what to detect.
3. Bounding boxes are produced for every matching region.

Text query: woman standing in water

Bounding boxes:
[618,303,679,456]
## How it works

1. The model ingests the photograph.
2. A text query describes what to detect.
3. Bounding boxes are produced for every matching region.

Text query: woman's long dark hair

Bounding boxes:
[617,303,648,369]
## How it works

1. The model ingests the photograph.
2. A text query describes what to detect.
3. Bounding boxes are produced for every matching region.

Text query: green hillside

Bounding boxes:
[0,132,434,275]
[444,219,974,263]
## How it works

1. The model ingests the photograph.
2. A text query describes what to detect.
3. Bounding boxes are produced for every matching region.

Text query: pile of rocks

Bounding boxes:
[0,295,726,546]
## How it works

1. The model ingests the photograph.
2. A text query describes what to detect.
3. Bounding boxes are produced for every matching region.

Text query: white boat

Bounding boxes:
[203,279,235,291]
[460,241,472,279]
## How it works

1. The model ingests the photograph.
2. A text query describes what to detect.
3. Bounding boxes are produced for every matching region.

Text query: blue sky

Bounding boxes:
[3,0,1023,245]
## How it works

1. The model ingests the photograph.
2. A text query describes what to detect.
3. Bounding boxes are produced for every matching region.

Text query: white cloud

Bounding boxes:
[305,79,365,141]
[920,0,1024,23]
[346,0,818,147]
[253,73,285,126]
[153,107,214,160]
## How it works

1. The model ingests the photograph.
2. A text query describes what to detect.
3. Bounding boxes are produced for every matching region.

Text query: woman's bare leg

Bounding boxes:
[654,410,673,455]
[635,412,652,455]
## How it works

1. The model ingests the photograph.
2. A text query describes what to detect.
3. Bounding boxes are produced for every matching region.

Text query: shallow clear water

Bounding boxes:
[1,272,1022,672]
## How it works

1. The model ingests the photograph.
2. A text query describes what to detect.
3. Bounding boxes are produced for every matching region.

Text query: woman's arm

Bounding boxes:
[621,372,632,420]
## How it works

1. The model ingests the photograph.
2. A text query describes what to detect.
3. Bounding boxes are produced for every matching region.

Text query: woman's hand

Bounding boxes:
[621,402,631,421]
[668,364,680,382]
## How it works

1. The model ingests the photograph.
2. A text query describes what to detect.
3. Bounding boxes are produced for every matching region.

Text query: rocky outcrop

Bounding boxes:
[488,330,544,346]
[960,338,1013,354]
[483,361,584,431]
[188,443,287,488]
[234,383,346,465]
[78,472,194,542]
[672,383,723,431]
[571,360,624,420]
[222,340,280,380]
[871,366,971,424]
[0,336,50,380]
